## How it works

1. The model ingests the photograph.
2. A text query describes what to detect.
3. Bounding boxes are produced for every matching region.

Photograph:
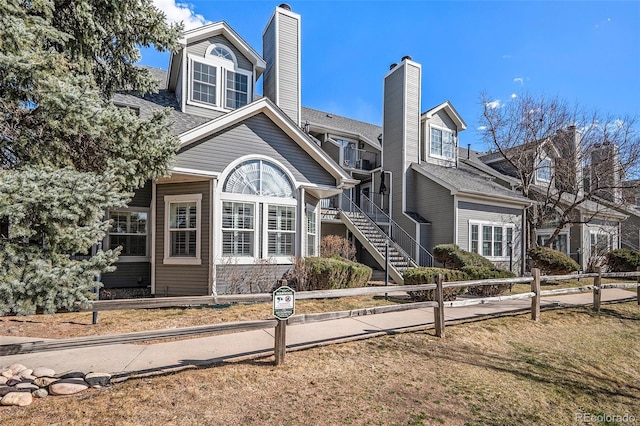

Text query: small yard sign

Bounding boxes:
[273,286,295,320]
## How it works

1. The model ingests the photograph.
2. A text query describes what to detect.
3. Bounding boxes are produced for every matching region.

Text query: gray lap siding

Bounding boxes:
[155,181,211,296]
[175,113,335,187]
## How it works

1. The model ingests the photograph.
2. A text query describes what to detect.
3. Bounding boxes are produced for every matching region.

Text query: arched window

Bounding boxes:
[221,160,296,258]
[209,46,234,61]
[188,43,251,110]
[224,160,294,198]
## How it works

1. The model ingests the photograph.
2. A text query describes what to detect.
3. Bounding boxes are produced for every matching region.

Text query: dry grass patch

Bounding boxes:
[0,295,402,340]
[3,302,639,425]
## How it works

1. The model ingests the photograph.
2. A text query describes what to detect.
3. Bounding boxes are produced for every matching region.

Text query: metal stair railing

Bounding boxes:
[358,193,434,267]
[340,194,416,270]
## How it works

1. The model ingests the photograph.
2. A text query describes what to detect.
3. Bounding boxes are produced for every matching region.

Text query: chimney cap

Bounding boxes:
[401,55,412,62]
[389,63,398,70]
[278,3,291,11]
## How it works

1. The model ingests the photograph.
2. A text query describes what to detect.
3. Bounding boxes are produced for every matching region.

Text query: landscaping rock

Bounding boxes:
[1,369,14,379]
[18,369,33,378]
[32,367,56,378]
[15,383,39,391]
[1,392,33,407]
[85,372,111,387]
[0,386,14,397]
[7,376,21,386]
[0,376,7,385]
[49,379,89,396]
[58,371,85,379]
[34,377,59,387]
[32,388,48,398]
[7,364,27,375]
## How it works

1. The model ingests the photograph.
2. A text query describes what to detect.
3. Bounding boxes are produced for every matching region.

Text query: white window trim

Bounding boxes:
[469,220,517,260]
[536,156,553,184]
[221,200,257,258]
[428,124,456,161]
[217,193,297,265]
[107,207,151,263]
[265,203,297,261]
[187,53,252,113]
[306,203,318,257]
[535,228,570,255]
[163,193,202,265]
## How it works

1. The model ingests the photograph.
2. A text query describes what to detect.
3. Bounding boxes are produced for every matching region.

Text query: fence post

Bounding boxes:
[593,266,602,312]
[434,273,445,338]
[637,267,640,306]
[274,320,287,366]
[531,268,540,321]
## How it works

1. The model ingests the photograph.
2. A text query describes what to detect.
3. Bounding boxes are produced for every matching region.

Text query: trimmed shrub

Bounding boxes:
[296,256,372,291]
[462,266,515,297]
[606,248,640,272]
[320,235,356,261]
[403,267,468,301]
[528,246,580,275]
[433,244,495,269]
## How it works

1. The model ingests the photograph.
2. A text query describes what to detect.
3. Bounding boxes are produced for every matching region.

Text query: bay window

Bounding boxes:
[221,159,297,262]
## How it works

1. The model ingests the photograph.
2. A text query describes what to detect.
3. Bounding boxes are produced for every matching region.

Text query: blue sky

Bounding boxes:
[141,1,640,152]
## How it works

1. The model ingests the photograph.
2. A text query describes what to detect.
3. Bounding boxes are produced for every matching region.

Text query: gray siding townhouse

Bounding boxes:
[105,6,357,295]
[104,4,570,295]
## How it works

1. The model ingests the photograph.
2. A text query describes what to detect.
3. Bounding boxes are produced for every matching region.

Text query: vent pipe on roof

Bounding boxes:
[401,55,412,62]
[389,63,397,70]
[279,3,291,10]
[467,143,471,159]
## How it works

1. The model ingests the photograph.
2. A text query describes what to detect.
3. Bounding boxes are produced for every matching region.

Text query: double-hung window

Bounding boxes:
[268,205,296,257]
[430,127,455,159]
[306,205,317,257]
[109,211,148,258]
[470,222,515,258]
[222,202,255,256]
[164,194,202,265]
[188,44,252,112]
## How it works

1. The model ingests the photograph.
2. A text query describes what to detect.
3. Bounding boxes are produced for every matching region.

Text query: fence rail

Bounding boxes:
[2,269,639,363]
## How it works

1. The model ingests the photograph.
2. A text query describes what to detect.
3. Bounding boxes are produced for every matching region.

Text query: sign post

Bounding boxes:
[273,285,295,365]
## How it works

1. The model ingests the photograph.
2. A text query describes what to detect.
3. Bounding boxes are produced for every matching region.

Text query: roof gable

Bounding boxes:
[178,98,357,189]
[422,101,467,130]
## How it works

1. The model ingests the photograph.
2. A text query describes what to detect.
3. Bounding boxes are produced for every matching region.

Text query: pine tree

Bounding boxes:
[0,0,182,314]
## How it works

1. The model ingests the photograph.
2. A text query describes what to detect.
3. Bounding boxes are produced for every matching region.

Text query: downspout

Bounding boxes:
[150,181,157,295]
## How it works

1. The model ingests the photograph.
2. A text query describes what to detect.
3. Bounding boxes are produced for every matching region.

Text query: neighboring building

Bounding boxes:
[478,128,628,270]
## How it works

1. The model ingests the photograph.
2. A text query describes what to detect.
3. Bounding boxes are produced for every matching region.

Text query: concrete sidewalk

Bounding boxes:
[1,289,635,382]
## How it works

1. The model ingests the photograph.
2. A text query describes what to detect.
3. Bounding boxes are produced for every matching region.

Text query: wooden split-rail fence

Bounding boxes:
[1,268,639,366]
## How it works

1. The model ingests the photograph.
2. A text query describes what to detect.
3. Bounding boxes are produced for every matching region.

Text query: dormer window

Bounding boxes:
[188,43,252,111]
[430,126,455,160]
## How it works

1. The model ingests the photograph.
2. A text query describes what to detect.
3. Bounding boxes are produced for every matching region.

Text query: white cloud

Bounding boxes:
[485,100,501,109]
[513,77,524,85]
[153,0,210,30]
[511,93,517,99]
[502,55,512,60]
[477,125,487,131]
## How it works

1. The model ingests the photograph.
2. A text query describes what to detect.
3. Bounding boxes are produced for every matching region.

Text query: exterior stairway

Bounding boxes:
[338,211,415,285]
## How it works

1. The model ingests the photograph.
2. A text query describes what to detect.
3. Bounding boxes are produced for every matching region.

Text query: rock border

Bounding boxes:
[1,363,110,407]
